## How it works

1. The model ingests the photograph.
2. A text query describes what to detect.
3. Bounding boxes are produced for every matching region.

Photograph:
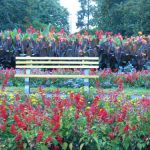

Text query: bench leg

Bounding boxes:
[83,69,90,93]
[25,69,31,95]
[25,78,30,95]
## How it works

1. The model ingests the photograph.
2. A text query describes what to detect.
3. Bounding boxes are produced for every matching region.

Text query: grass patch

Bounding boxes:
[4,86,150,96]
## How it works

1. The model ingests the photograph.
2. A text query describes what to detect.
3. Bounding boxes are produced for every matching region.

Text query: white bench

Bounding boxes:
[15,57,99,94]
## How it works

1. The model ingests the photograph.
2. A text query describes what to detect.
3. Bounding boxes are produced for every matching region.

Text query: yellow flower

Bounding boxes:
[86,106,91,110]
[138,31,142,35]
[142,95,145,98]
[118,99,121,103]
[79,112,82,116]
[32,102,38,105]
[80,87,83,90]
[31,97,38,105]
[9,94,15,99]
[70,106,74,111]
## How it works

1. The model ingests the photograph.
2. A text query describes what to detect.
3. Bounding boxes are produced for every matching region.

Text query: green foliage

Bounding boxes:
[77,0,96,30]
[0,0,69,31]
[85,0,150,35]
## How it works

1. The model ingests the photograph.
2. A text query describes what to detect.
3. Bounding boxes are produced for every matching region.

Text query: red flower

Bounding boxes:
[36,135,43,143]
[37,130,44,136]
[60,28,65,34]
[10,124,18,135]
[36,130,44,142]
[84,31,88,35]
[15,133,22,141]
[16,94,21,101]
[52,122,60,132]
[113,126,119,133]
[43,99,51,107]
[56,135,63,144]
[14,114,21,122]
[17,28,21,33]
[95,31,99,36]
[45,136,53,143]
[51,114,60,124]
[123,124,129,132]
[50,26,55,34]
[140,98,150,107]
[17,143,24,149]
[54,146,59,150]
[0,124,6,132]
[88,129,94,134]
[132,125,137,131]
[0,105,7,119]
[143,136,148,141]
[75,112,80,119]
[117,115,124,122]
[106,118,114,124]
[8,104,14,111]
[108,132,115,140]
[75,93,81,103]
[17,121,27,130]
[98,108,108,119]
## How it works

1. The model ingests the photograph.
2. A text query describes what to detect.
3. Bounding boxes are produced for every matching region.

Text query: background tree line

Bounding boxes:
[0,0,149,35]
[0,0,69,32]
[77,0,150,36]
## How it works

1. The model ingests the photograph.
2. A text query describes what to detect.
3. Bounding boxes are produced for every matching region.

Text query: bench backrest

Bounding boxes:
[16,57,99,69]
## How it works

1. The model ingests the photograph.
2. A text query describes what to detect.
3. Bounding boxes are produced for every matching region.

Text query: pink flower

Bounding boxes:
[17,28,21,33]
[108,132,115,140]
[123,124,129,132]
[0,124,6,132]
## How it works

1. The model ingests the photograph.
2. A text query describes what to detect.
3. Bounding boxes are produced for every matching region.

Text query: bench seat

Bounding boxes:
[15,56,99,94]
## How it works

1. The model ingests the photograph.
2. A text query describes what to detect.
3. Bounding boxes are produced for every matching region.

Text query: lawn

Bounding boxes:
[5,86,150,96]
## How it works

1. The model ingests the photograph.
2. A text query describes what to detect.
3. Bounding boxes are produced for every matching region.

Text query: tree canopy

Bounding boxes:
[77,0,150,35]
[0,0,69,31]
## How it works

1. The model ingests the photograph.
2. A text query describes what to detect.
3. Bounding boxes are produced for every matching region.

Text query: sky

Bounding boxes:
[60,0,80,33]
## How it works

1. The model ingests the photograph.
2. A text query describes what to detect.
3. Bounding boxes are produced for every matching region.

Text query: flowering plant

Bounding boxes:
[0,76,150,150]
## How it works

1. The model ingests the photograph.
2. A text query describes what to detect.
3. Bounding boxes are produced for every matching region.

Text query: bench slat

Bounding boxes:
[15,74,99,78]
[16,61,99,65]
[16,57,99,60]
[16,65,99,69]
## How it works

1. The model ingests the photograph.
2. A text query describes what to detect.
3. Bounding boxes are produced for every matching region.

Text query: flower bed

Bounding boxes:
[0,27,150,70]
[0,75,150,149]
[0,68,150,89]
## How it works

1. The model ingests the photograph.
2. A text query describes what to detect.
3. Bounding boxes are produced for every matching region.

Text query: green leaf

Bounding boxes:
[93,137,100,150]
[21,33,29,41]
[42,24,51,36]
[69,143,73,150]
[23,143,27,149]
[93,136,98,144]
[137,143,143,150]
[32,33,38,40]
[80,143,84,150]
[41,144,48,150]
[10,29,17,39]
[62,142,68,150]
[79,137,85,143]
[123,142,129,150]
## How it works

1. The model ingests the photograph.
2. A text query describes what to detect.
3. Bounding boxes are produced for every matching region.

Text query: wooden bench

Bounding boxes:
[15,57,99,94]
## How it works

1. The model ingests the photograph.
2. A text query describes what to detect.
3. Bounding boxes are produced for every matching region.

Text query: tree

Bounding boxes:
[76,0,96,30]
[93,0,150,35]
[0,0,69,31]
